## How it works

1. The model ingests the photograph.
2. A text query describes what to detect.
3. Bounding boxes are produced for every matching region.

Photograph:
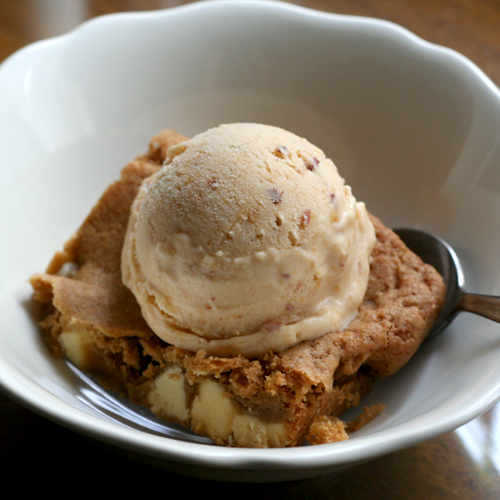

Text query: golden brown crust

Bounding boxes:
[305,404,386,445]
[29,129,445,447]
[31,130,188,341]
[306,415,349,445]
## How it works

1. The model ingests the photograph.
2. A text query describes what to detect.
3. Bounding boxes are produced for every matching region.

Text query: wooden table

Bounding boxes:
[1,1,500,497]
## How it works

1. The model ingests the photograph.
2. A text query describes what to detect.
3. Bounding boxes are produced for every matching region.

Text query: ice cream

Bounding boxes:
[121,123,376,357]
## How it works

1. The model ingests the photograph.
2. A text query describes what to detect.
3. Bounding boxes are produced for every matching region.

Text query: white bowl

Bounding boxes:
[1,0,500,483]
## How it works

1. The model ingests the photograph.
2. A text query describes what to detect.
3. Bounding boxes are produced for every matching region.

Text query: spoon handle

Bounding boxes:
[458,293,500,323]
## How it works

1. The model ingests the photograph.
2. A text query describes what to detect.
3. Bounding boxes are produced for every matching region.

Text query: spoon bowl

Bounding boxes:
[394,228,500,340]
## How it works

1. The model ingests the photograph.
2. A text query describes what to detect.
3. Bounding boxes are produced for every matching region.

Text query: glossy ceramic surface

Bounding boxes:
[1,0,500,482]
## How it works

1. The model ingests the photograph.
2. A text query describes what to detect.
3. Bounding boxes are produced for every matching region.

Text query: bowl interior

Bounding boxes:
[1,1,500,482]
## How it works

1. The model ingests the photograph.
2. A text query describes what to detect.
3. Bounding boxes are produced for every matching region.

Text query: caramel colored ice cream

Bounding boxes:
[121,123,375,357]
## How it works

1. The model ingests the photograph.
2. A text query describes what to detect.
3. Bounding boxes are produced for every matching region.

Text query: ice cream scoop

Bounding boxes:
[121,123,376,357]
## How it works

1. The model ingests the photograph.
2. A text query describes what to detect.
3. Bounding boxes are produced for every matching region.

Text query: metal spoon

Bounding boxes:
[394,228,500,340]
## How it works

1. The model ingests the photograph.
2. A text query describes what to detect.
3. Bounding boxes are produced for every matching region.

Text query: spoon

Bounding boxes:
[394,228,500,340]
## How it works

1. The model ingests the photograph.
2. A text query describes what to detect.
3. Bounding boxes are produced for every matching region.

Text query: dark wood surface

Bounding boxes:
[2,1,500,497]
